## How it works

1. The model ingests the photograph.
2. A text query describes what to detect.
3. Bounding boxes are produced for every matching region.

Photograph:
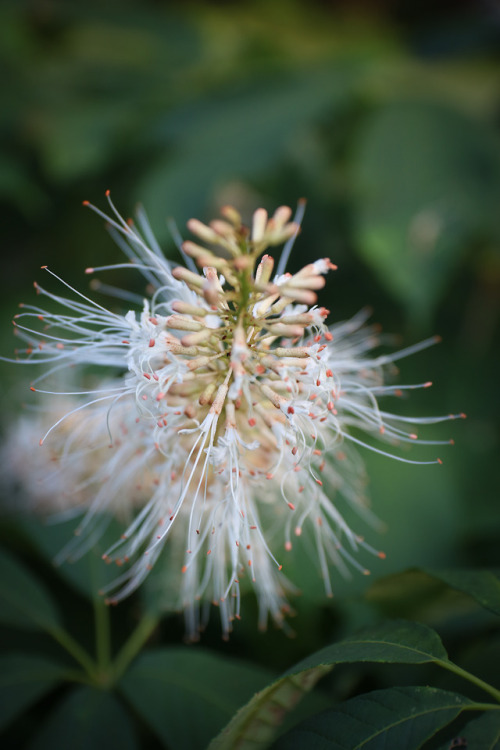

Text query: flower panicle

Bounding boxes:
[4,193,465,639]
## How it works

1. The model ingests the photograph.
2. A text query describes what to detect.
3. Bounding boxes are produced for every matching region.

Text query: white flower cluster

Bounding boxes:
[8,194,463,639]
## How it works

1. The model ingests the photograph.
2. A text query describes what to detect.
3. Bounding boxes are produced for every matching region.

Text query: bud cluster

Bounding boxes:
[7,194,463,638]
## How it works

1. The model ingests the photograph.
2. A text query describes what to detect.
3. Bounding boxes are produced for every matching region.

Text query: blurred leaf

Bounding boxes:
[119,647,274,750]
[36,103,133,181]
[138,66,359,238]
[365,570,447,617]
[352,100,500,323]
[425,569,500,617]
[0,546,61,632]
[28,686,138,750]
[0,154,48,216]
[271,687,475,749]
[0,653,68,732]
[435,710,500,750]
[284,619,449,674]
[209,664,332,750]
[210,621,448,749]
[20,515,126,601]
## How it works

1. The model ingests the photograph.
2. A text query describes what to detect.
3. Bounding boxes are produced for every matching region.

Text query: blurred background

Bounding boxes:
[0,0,499,714]
[2,0,499,574]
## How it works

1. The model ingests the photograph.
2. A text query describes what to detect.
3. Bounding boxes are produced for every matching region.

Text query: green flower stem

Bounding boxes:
[94,597,111,672]
[111,613,159,683]
[437,659,500,704]
[48,625,98,679]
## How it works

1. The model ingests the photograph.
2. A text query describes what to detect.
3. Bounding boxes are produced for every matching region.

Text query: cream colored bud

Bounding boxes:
[187,355,214,371]
[252,208,268,242]
[170,301,209,317]
[181,328,214,347]
[210,219,236,238]
[260,384,287,410]
[286,275,326,291]
[182,241,216,263]
[172,266,204,288]
[220,205,242,227]
[210,382,229,414]
[264,323,305,338]
[266,222,300,246]
[166,315,204,332]
[278,313,314,325]
[274,347,310,358]
[202,267,224,306]
[272,205,292,228]
[255,255,275,285]
[225,401,236,427]
[199,381,218,405]
[277,287,318,305]
[187,219,220,245]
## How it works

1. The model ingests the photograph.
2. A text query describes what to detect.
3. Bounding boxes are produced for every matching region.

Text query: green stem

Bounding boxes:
[94,598,111,672]
[111,613,159,683]
[48,625,98,679]
[437,659,500,704]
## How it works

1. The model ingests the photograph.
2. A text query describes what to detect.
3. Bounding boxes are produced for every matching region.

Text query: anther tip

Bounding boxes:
[85,268,94,274]
[82,200,90,206]
[105,189,110,197]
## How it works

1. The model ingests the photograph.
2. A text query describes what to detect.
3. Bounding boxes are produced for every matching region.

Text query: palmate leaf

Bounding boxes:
[119,647,275,750]
[0,654,69,732]
[425,569,500,617]
[0,546,61,632]
[271,687,476,750]
[208,620,451,749]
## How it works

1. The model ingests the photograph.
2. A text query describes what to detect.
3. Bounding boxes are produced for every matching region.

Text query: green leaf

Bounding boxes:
[283,619,449,675]
[119,647,274,750]
[209,620,450,749]
[352,99,500,322]
[425,569,500,616]
[0,546,61,632]
[438,711,500,750]
[0,654,68,732]
[208,664,332,750]
[28,686,138,750]
[271,687,475,750]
